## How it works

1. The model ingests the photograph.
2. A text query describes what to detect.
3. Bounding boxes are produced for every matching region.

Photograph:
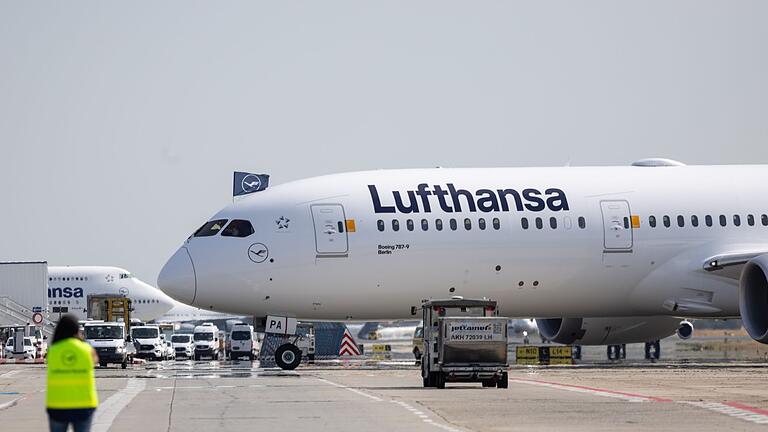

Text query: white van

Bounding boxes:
[171,334,194,360]
[228,324,257,361]
[83,321,129,369]
[131,325,164,361]
[4,337,35,360]
[193,323,222,360]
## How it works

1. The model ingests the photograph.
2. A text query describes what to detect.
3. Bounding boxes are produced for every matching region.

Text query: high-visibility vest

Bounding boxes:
[46,338,98,409]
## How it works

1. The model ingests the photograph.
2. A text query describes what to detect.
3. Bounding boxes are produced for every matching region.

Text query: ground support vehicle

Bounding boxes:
[131,325,164,360]
[193,323,222,360]
[84,321,130,368]
[171,334,194,359]
[228,323,257,361]
[421,298,509,389]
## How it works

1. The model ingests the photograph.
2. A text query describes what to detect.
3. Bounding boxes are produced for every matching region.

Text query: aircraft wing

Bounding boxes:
[702,249,768,280]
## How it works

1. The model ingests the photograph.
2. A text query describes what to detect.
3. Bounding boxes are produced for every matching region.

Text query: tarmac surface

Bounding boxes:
[2,358,768,431]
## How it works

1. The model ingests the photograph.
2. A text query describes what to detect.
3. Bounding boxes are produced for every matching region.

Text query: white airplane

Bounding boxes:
[158,161,768,354]
[48,266,174,322]
[157,300,244,324]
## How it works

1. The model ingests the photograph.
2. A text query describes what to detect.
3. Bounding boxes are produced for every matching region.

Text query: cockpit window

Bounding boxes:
[194,219,228,237]
[221,220,255,238]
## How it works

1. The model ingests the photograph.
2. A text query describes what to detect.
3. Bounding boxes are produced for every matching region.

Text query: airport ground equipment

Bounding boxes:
[0,262,49,333]
[228,323,257,361]
[515,345,574,365]
[421,298,509,389]
[171,334,194,359]
[87,295,132,334]
[83,321,130,368]
[192,323,222,360]
[413,325,424,362]
[131,324,165,360]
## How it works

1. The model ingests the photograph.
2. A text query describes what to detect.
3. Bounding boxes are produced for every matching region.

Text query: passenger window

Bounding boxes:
[521,218,529,230]
[691,215,699,227]
[377,220,385,232]
[663,215,670,228]
[747,214,755,226]
[705,215,713,227]
[464,218,472,230]
[719,215,727,227]
[733,215,741,227]
[421,219,429,231]
[392,220,399,232]
[406,219,414,231]
[221,220,255,238]
[535,217,543,230]
[450,219,458,231]
[578,216,586,229]
[478,218,486,230]
[649,216,657,228]
[194,219,228,237]
[623,217,630,229]
[763,214,768,226]
[338,221,345,233]
[492,218,501,230]
[550,217,557,229]
[436,219,443,231]
[677,215,684,228]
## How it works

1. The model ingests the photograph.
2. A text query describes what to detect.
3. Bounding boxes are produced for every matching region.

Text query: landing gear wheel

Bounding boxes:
[436,372,446,389]
[275,344,302,370]
[99,361,107,368]
[497,372,508,389]
[482,380,496,388]
[121,360,127,369]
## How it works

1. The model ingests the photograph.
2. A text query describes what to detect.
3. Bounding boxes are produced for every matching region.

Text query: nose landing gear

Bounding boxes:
[275,344,302,370]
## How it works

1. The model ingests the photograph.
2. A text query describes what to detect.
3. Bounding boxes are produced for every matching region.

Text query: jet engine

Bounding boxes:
[739,254,768,343]
[676,320,694,339]
[536,316,683,345]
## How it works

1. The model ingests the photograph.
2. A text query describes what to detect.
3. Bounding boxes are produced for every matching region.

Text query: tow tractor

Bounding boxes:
[421,297,509,389]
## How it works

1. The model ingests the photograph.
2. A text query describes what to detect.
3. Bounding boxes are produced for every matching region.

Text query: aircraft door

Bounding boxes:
[311,204,349,256]
[600,200,633,251]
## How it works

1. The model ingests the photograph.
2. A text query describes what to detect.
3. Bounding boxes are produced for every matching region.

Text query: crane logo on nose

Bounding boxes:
[247,243,269,263]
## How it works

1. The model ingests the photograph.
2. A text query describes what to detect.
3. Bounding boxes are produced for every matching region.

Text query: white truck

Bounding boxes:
[421,298,509,389]
[131,325,165,361]
[193,323,222,360]
[83,321,129,368]
[228,323,257,361]
[171,334,194,360]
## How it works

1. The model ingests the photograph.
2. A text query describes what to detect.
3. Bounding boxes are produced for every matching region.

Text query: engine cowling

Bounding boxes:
[536,316,682,345]
[739,254,768,343]
[676,320,694,340]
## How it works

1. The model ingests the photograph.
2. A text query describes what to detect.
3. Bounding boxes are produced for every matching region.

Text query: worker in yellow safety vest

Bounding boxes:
[46,314,99,432]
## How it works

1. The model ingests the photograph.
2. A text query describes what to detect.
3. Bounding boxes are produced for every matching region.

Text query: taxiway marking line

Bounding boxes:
[509,378,672,402]
[0,398,21,411]
[316,377,464,431]
[0,370,21,379]
[91,378,146,432]
[512,377,768,425]
[391,400,463,432]
[682,401,768,425]
[316,378,382,401]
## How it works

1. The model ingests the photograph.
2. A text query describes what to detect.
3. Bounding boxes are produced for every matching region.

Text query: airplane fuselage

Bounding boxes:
[159,165,766,322]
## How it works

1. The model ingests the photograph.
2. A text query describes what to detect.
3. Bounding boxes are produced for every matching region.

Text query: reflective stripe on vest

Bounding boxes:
[46,338,98,409]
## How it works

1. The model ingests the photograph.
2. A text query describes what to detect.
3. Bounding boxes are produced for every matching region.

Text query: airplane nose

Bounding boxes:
[157,247,196,304]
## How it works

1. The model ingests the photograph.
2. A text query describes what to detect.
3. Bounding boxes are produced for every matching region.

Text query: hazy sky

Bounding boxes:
[1,1,767,285]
